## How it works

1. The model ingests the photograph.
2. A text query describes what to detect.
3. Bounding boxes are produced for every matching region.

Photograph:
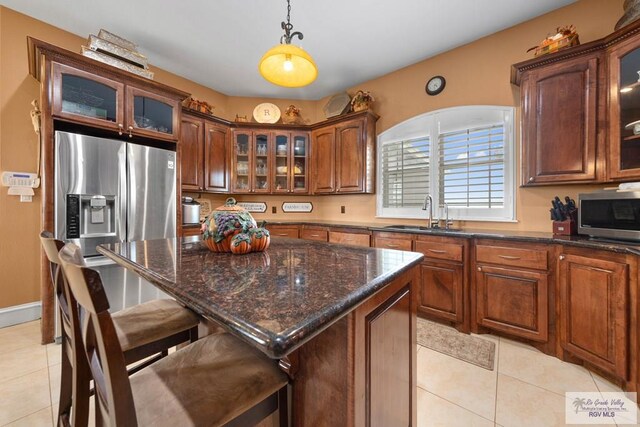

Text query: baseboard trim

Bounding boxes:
[0,302,42,328]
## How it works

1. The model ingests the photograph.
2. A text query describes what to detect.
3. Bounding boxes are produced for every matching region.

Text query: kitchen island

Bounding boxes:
[98,237,423,426]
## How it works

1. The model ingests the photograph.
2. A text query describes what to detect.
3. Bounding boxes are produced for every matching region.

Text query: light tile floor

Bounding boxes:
[0,320,635,426]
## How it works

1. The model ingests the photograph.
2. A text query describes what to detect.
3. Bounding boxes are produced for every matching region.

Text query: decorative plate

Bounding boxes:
[253,103,281,124]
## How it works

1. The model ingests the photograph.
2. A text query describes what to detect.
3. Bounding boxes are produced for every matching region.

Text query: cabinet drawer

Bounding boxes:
[373,237,412,251]
[476,245,547,270]
[182,226,201,237]
[268,226,299,239]
[300,228,328,241]
[329,231,370,247]
[414,240,463,263]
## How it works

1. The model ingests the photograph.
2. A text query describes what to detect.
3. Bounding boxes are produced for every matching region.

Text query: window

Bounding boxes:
[377,106,515,221]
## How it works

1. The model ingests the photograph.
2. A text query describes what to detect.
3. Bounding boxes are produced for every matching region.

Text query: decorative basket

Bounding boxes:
[533,33,580,57]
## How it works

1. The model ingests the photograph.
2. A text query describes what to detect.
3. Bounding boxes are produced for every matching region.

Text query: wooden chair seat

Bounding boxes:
[130,333,288,426]
[113,299,199,353]
[58,242,289,427]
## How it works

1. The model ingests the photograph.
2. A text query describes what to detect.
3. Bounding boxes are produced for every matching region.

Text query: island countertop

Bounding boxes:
[97,237,423,358]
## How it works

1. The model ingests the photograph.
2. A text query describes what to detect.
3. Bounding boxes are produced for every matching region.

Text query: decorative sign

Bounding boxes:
[282,202,313,213]
[236,202,267,213]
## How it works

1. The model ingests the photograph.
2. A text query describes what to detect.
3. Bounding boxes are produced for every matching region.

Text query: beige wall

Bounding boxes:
[0,0,625,309]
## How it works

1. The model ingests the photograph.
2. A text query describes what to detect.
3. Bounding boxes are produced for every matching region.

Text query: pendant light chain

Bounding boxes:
[281,0,303,44]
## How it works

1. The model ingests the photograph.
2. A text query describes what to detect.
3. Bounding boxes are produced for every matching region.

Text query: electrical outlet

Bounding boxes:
[341,206,346,214]
[272,206,277,214]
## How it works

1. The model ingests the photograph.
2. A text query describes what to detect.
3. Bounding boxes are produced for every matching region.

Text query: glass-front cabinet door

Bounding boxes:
[273,133,290,193]
[610,40,640,179]
[52,62,124,130]
[232,131,252,193]
[292,133,309,193]
[253,133,271,193]
[125,86,180,141]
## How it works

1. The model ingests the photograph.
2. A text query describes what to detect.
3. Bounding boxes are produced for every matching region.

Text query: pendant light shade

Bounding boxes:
[259,43,317,88]
[259,0,317,88]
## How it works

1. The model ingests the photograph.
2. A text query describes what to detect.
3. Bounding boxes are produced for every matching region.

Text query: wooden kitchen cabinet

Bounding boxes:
[204,122,230,192]
[372,231,413,251]
[558,251,629,380]
[329,229,371,247]
[474,241,550,342]
[266,224,300,239]
[180,115,205,191]
[311,111,377,194]
[311,125,336,193]
[51,62,125,132]
[414,236,468,328]
[180,113,230,193]
[300,226,329,242]
[517,53,601,185]
[608,34,640,180]
[51,61,183,142]
[125,86,180,141]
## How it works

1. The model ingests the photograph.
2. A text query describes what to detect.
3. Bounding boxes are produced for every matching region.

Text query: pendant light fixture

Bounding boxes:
[259,0,317,88]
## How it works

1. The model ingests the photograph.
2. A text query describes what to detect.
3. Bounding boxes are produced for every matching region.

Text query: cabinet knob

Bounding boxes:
[477,266,482,272]
[118,124,124,136]
[528,177,534,182]
[128,125,133,138]
[559,255,566,260]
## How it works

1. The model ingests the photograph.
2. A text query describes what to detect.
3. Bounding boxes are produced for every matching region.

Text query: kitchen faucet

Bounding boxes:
[422,195,439,228]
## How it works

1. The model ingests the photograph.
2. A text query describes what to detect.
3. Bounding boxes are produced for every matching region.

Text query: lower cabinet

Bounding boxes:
[558,252,629,380]
[420,262,464,324]
[266,225,300,239]
[329,230,371,247]
[475,265,549,342]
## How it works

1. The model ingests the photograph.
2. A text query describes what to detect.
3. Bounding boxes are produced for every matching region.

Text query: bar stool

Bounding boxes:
[40,231,200,426]
[58,242,289,427]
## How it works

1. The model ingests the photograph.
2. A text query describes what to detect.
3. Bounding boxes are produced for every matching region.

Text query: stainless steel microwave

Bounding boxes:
[578,189,640,241]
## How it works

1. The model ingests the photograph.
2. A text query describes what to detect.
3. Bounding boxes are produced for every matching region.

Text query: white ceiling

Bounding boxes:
[1,0,576,100]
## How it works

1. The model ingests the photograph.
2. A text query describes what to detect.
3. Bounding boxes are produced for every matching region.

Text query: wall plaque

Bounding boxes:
[236,202,267,213]
[282,202,313,213]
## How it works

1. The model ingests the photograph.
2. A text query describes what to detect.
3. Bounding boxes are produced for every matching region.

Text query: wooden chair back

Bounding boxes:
[58,242,138,427]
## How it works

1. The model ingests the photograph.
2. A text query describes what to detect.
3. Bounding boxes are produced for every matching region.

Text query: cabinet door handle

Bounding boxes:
[528,177,534,182]
[428,249,446,254]
[498,255,521,260]
[386,244,400,248]
[118,124,124,136]
[309,234,320,237]
[276,233,289,237]
[559,255,566,260]
[477,266,482,271]
[128,125,133,138]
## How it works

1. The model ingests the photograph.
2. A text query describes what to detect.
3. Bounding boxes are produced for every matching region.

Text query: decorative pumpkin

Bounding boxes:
[230,233,252,255]
[201,197,269,253]
[248,227,271,252]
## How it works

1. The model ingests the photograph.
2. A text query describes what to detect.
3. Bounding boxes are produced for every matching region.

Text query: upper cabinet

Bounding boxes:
[30,38,188,143]
[512,20,640,185]
[312,111,377,194]
[180,112,230,193]
[518,53,601,185]
[609,36,640,180]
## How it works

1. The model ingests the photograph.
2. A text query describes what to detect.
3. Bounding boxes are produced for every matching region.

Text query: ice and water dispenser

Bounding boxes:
[65,193,119,256]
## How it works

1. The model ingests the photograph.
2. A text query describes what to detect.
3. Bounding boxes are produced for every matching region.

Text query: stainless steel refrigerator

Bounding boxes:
[54,131,175,337]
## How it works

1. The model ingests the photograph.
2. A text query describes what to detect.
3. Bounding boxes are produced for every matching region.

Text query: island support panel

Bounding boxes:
[290,266,419,427]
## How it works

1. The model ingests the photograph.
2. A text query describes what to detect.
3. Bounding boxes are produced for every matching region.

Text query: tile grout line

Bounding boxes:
[493,336,500,426]
[417,386,496,425]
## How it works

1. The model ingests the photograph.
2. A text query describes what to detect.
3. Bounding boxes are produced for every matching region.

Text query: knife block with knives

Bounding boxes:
[550,196,578,236]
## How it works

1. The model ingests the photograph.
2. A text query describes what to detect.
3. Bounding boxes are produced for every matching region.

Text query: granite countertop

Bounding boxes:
[97,238,424,359]
[262,220,640,256]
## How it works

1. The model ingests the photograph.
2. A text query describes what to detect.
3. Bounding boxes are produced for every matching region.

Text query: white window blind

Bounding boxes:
[381,137,430,209]
[439,124,505,208]
[377,106,515,221]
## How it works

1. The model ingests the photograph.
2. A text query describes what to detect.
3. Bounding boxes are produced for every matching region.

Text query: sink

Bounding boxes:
[383,225,463,232]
